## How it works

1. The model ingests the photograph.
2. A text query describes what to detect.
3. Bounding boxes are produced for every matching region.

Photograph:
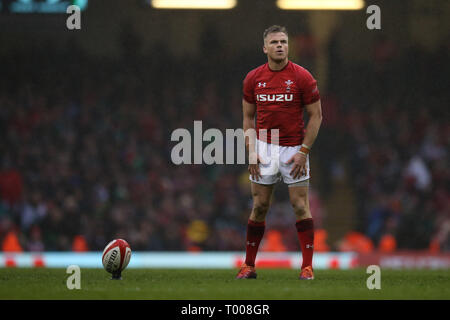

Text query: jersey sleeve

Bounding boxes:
[242,70,256,104]
[297,67,320,105]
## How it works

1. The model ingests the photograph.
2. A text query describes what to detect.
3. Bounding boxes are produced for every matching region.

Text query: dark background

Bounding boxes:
[0,0,448,253]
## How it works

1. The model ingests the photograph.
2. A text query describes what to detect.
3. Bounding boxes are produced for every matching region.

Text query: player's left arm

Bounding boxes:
[302,99,323,148]
[288,99,322,178]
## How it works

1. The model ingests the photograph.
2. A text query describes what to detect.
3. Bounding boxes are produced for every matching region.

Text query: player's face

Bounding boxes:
[263,32,288,63]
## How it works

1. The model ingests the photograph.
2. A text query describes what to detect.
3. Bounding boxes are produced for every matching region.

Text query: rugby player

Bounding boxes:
[237,25,322,280]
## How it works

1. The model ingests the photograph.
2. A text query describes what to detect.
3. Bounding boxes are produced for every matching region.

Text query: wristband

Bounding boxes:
[297,150,307,156]
[299,144,310,155]
[301,143,311,150]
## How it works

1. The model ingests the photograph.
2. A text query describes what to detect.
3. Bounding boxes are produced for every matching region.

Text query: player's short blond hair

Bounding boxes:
[263,25,288,42]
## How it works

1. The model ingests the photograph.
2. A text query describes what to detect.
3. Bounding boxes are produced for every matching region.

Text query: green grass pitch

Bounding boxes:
[0,268,449,300]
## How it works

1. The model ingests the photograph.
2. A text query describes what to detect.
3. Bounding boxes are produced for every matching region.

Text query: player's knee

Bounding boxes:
[252,201,270,219]
[291,200,308,219]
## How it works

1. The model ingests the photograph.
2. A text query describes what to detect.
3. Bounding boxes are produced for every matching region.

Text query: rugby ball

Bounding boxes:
[102,239,131,274]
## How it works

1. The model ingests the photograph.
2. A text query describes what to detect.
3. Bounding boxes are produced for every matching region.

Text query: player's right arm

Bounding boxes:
[242,99,261,180]
[243,99,256,150]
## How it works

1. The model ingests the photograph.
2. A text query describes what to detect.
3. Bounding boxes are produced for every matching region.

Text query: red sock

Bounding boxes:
[244,219,265,267]
[296,218,314,269]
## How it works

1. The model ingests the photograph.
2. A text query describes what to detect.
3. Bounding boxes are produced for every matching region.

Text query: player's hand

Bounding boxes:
[287,152,307,179]
[248,152,264,181]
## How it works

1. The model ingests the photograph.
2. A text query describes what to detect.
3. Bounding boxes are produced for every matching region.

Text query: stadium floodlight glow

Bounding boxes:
[151,0,236,9]
[277,0,364,10]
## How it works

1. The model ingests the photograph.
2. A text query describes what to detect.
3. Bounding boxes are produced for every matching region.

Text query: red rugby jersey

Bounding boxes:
[243,61,320,146]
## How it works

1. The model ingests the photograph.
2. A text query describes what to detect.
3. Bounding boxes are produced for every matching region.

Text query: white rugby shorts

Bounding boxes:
[249,139,310,185]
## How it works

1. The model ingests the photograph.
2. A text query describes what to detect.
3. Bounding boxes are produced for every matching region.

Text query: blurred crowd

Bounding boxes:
[0,30,448,253]
[321,34,449,253]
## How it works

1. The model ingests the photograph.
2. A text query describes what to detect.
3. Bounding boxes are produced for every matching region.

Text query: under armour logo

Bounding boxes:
[306,244,314,249]
[258,82,266,88]
[247,241,256,247]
